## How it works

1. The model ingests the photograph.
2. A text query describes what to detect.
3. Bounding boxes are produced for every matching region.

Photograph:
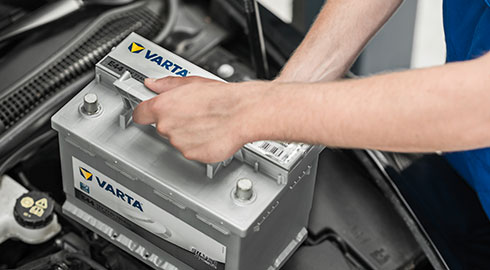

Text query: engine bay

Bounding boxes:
[0,1,443,269]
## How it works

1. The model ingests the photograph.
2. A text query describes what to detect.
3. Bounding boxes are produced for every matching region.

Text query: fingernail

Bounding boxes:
[145,78,157,83]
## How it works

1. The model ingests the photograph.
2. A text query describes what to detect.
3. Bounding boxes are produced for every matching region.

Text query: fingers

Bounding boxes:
[180,143,240,163]
[144,76,215,94]
[132,98,158,125]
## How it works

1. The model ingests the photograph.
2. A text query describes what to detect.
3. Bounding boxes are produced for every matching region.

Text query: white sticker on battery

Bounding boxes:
[72,157,226,263]
[245,141,310,168]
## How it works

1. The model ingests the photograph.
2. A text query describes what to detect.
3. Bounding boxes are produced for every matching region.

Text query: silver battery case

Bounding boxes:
[52,33,322,270]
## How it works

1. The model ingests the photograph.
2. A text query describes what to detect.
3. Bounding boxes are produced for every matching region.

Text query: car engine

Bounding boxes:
[0,1,443,269]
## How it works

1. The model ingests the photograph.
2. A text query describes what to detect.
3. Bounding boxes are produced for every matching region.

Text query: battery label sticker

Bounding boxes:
[72,157,226,268]
[245,141,311,168]
[99,56,147,83]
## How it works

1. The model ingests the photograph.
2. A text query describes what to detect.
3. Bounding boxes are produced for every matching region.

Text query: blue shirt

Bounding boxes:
[443,0,490,217]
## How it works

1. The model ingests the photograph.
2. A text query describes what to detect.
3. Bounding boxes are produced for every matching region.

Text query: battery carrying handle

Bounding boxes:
[113,71,232,179]
[113,71,155,129]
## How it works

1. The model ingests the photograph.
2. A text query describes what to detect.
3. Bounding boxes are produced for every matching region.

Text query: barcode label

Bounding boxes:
[245,141,310,168]
[259,142,286,159]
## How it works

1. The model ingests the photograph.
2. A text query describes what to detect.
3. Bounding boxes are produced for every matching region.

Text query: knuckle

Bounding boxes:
[148,99,159,113]
[168,136,188,153]
[182,150,196,160]
[156,123,167,135]
[163,76,177,83]
[168,136,179,147]
[149,97,165,114]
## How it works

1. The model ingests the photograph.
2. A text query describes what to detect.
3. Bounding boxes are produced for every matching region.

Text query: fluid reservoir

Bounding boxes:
[0,175,61,244]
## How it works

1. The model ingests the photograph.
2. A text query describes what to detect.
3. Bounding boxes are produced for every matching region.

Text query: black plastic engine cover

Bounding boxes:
[308,149,422,269]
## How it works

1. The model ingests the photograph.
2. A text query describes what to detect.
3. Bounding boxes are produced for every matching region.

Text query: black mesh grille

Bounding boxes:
[0,6,162,132]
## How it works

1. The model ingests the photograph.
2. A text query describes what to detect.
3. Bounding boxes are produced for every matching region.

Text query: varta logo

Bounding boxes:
[79,167,93,181]
[78,167,143,212]
[127,41,189,77]
[128,42,145,54]
[95,177,144,213]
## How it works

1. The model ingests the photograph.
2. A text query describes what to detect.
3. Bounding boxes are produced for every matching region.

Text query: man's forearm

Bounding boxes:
[277,0,402,82]
[250,54,490,152]
[134,53,489,163]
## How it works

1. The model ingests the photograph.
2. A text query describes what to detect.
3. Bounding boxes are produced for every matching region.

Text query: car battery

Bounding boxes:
[52,32,322,270]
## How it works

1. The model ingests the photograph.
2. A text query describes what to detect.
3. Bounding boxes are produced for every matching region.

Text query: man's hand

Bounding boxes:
[132,76,268,163]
